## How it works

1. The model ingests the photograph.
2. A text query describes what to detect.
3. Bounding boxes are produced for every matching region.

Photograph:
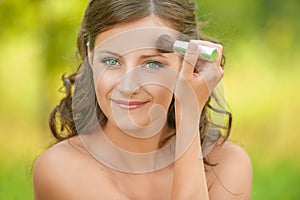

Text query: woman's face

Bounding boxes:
[89,16,182,135]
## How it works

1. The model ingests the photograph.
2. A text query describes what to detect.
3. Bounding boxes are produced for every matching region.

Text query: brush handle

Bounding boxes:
[173,40,218,62]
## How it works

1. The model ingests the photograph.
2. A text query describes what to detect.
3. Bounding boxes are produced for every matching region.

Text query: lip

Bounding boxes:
[111,100,149,110]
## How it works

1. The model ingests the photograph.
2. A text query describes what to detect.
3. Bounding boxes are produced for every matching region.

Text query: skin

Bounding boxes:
[90,16,182,153]
[33,16,252,200]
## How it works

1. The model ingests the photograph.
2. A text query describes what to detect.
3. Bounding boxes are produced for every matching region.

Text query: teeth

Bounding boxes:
[118,104,139,109]
[112,100,146,109]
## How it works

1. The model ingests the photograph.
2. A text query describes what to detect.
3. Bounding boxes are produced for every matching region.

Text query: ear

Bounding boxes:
[87,42,93,66]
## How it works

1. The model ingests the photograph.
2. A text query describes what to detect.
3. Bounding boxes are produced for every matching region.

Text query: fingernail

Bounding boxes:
[188,42,198,52]
[219,66,224,76]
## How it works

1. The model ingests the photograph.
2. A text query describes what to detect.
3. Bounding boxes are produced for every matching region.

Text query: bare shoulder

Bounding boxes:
[33,137,129,200]
[206,141,253,200]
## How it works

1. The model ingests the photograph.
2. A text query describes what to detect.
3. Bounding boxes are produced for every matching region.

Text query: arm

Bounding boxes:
[33,142,129,200]
[171,42,224,199]
[171,129,209,200]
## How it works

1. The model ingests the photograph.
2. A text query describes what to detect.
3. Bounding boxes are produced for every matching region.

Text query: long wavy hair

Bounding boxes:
[49,0,232,163]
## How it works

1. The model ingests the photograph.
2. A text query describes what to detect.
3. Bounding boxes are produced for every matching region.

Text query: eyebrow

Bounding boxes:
[96,50,169,59]
[140,54,168,59]
[96,50,120,57]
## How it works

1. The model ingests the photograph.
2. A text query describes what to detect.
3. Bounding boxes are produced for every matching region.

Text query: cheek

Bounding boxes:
[147,85,174,108]
[93,65,124,94]
[168,54,182,73]
[94,72,118,112]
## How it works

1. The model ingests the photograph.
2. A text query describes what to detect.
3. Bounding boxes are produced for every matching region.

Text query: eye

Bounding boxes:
[144,61,164,69]
[101,57,121,67]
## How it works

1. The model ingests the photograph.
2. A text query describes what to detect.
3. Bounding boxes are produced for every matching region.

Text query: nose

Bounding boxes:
[116,68,141,96]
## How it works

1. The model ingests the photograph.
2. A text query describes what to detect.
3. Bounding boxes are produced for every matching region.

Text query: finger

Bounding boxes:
[194,56,211,74]
[190,40,223,66]
[199,62,224,94]
[181,42,200,78]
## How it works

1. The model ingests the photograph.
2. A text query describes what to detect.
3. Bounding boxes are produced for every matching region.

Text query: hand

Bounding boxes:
[174,41,223,126]
[171,41,223,200]
[191,40,224,94]
[173,41,223,157]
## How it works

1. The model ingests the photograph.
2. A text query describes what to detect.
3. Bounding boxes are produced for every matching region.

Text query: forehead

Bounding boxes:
[94,17,179,55]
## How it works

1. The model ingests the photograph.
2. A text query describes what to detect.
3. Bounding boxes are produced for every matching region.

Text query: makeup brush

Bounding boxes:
[156,34,218,62]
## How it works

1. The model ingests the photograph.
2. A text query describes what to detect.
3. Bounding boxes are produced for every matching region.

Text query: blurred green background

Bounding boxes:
[0,0,299,199]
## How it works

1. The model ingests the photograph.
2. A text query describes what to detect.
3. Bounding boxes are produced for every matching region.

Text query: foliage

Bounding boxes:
[0,0,299,199]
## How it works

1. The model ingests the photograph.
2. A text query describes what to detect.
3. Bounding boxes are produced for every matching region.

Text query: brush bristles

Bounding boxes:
[156,34,176,53]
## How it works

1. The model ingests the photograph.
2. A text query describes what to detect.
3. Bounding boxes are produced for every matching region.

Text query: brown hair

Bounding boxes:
[49,0,231,162]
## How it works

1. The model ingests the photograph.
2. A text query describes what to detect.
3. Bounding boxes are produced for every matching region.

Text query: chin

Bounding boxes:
[115,117,151,132]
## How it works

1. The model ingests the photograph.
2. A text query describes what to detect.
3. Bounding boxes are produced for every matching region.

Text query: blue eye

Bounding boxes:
[144,61,164,69]
[101,57,121,67]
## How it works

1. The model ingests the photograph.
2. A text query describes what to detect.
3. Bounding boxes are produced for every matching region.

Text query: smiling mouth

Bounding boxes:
[112,100,149,110]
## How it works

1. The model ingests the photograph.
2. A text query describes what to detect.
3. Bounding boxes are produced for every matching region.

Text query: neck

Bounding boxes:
[102,120,173,153]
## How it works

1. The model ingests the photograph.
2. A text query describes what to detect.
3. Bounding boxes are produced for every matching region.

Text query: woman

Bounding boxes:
[33,0,252,199]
